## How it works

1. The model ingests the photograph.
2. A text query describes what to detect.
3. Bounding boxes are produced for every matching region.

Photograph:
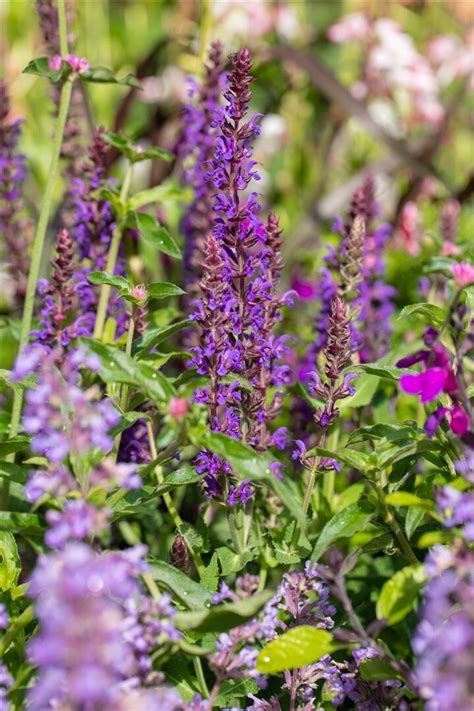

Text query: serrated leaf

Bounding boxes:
[148,560,210,609]
[340,373,380,409]
[147,282,185,301]
[87,271,131,290]
[376,564,425,625]
[201,552,219,593]
[311,502,374,562]
[215,678,259,705]
[423,257,456,277]
[216,547,255,576]
[175,590,272,633]
[399,303,446,328]
[256,626,336,674]
[82,339,175,402]
[131,212,181,259]
[0,531,21,592]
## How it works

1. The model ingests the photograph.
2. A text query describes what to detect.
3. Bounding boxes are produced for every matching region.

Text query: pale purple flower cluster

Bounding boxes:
[20,352,119,463]
[413,544,474,711]
[13,347,140,549]
[27,543,182,710]
[0,80,32,307]
[189,49,292,503]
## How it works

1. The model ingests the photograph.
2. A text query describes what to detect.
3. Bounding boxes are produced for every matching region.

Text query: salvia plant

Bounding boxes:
[1,2,473,710]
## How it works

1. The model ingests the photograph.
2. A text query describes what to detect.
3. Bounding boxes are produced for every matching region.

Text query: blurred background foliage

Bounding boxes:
[2,0,473,356]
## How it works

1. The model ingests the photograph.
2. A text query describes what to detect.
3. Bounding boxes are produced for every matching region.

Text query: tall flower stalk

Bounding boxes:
[190,48,291,512]
[4,0,73,508]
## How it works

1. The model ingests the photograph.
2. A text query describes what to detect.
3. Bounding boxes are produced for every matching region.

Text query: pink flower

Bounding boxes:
[442,243,460,257]
[66,54,89,74]
[49,55,62,72]
[290,275,316,301]
[327,13,371,43]
[399,202,421,256]
[449,405,469,436]
[169,398,189,419]
[452,262,474,288]
[400,368,447,403]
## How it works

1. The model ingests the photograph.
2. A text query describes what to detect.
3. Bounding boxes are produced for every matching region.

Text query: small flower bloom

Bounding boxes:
[49,54,62,71]
[169,397,189,419]
[452,262,474,288]
[400,368,447,403]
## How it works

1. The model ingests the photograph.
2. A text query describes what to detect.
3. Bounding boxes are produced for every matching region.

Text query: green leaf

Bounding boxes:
[359,657,404,682]
[132,213,181,259]
[0,531,21,591]
[316,447,369,472]
[216,547,255,576]
[201,552,219,593]
[0,461,28,485]
[23,56,68,81]
[175,590,273,633]
[399,303,446,328]
[216,678,259,706]
[129,182,180,210]
[0,437,31,457]
[340,373,380,409]
[311,502,374,562]
[87,271,131,290]
[376,565,425,625]
[256,626,336,674]
[134,320,191,357]
[147,282,185,301]
[81,66,141,88]
[103,133,172,162]
[149,560,210,609]
[155,467,202,493]
[385,492,434,511]
[82,339,175,402]
[353,364,415,382]
[201,432,305,529]
[423,257,456,277]
[0,511,44,535]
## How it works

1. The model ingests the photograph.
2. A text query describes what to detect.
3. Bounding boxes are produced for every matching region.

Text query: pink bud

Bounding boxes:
[49,55,62,72]
[66,54,89,74]
[452,262,474,288]
[130,285,147,303]
[441,243,460,257]
[169,398,189,419]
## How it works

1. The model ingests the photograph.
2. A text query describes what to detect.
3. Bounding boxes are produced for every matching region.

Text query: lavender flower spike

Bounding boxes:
[0,80,32,307]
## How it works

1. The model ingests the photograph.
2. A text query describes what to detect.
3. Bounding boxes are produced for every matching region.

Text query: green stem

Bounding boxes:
[0,605,34,657]
[93,163,133,341]
[146,422,205,576]
[3,52,73,508]
[384,508,419,565]
[193,657,210,698]
[119,310,135,411]
[57,0,68,57]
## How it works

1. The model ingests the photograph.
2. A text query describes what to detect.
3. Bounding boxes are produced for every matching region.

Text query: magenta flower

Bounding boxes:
[400,367,447,403]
